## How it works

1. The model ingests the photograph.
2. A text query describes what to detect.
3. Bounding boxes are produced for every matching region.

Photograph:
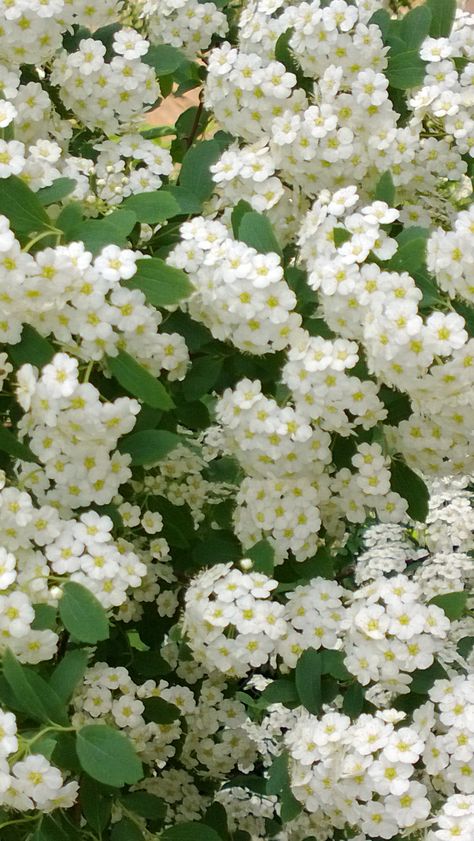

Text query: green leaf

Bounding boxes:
[231,200,253,239]
[410,660,448,694]
[31,603,57,631]
[59,582,109,644]
[111,819,145,841]
[107,350,174,410]
[68,210,137,254]
[122,192,181,224]
[374,171,396,206]
[36,178,77,206]
[143,44,187,75]
[333,227,351,248]
[80,776,112,833]
[56,202,83,237]
[321,649,351,681]
[161,823,223,841]
[258,678,299,708]
[120,792,167,822]
[386,51,426,89]
[125,257,193,308]
[76,725,143,787]
[266,752,290,796]
[2,649,69,726]
[32,815,80,841]
[387,226,429,273]
[426,0,456,38]
[429,591,468,621]
[50,649,89,703]
[368,9,391,39]
[0,175,50,236]
[164,185,203,215]
[343,683,364,718]
[179,139,223,202]
[390,459,429,522]
[238,211,282,257]
[8,325,54,367]
[142,696,181,724]
[119,429,182,466]
[280,786,302,823]
[182,357,223,402]
[295,648,322,715]
[246,539,275,575]
[222,774,267,795]
[0,427,38,463]
[400,5,432,49]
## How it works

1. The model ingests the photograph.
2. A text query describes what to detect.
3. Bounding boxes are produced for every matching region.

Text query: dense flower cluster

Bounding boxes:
[0,0,471,839]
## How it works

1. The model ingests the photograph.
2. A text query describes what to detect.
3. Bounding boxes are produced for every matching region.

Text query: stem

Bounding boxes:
[187,93,205,149]
[23,229,60,253]
[82,360,94,383]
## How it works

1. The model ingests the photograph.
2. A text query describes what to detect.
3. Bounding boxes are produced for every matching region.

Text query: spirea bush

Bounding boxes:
[0,0,472,839]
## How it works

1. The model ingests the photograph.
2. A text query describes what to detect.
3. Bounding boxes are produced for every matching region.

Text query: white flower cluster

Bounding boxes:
[0,217,188,376]
[212,377,408,561]
[0,708,77,812]
[141,0,228,57]
[183,562,286,676]
[16,354,138,510]
[287,673,474,839]
[427,205,474,303]
[0,479,147,634]
[168,218,301,354]
[205,0,470,236]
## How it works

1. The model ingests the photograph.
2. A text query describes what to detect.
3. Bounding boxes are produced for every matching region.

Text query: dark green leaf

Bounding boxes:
[107,350,174,410]
[182,357,223,402]
[68,210,137,254]
[143,696,181,724]
[295,648,322,715]
[143,44,187,75]
[429,591,468,621]
[343,683,364,718]
[321,649,351,681]
[400,5,432,49]
[8,325,54,367]
[246,539,275,575]
[179,139,223,202]
[333,227,351,247]
[231,200,253,239]
[258,678,299,708]
[59,582,109,644]
[76,725,143,787]
[122,192,181,224]
[0,428,38,463]
[426,0,456,37]
[238,211,282,257]
[56,202,83,237]
[36,178,77,206]
[368,9,391,38]
[387,226,429,273]
[0,175,50,235]
[390,459,429,522]
[111,819,145,841]
[386,51,426,89]
[222,774,267,795]
[119,429,182,466]
[3,649,68,726]
[161,822,223,841]
[80,776,112,833]
[375,171,395,205]
[125,257,193,307]
[121,792,167,822]
[410,660,448,694]
[266,752,290,796]
[50,649,89,703]
[31,815,80,841]
[280,787,302,823]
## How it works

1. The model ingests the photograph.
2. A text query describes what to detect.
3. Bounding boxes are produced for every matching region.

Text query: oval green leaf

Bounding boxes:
[59,582,109,644]
[76,725,143,787]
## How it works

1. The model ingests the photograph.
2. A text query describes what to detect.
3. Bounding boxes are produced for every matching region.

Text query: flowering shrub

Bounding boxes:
[0,0,472,839]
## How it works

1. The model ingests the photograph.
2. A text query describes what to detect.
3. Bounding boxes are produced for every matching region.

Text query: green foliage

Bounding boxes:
[295,648,323,715]
[429,591,468,620]
[107,350,174,410]
[237,211,282,256]
[3,650,69,726]
[390,460,430,522]
[119,429,183,466]
[58,582,109,644]
[426,0,456,38]
[76,725,143,787]
[0,176,50,236]
[125,258,194,307]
